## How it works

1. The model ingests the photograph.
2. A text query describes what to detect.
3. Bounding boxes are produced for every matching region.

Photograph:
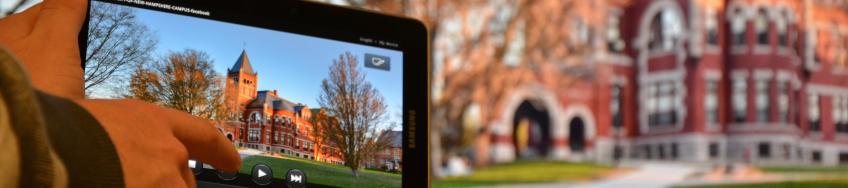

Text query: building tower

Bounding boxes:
[225,50,259,120]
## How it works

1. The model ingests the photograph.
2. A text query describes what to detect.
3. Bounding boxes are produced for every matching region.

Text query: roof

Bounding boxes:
[247,91,296,111]
[229,50,256,75]
[379,130,402,148]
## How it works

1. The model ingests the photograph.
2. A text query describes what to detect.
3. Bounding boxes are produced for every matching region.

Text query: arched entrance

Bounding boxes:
[569,118,586,152]
[513,100,552,159]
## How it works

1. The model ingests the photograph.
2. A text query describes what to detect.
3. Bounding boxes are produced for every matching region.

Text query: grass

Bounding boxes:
[431,160,613,188]
[678,166,848,188]
[679,179,848,188]
[759,166,848,174]
[240,155,401,188]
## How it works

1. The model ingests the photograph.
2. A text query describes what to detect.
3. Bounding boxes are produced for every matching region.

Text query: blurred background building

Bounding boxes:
[336,0,848,176]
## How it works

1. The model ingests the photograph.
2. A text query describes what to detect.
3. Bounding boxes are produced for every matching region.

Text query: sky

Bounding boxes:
[96,2,405,129]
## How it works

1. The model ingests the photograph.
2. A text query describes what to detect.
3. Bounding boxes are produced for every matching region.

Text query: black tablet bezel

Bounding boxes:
[78,0,429,187]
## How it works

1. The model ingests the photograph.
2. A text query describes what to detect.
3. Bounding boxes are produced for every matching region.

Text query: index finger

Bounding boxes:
[157,106,242,172]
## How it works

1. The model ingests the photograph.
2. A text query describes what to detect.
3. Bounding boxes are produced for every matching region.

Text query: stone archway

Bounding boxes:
[512,100,552,159]
[490,84,564,163]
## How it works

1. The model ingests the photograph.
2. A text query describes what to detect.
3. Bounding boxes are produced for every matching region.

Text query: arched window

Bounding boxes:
[731,8,747,46]
[755,8,770,45]
[250,112,262,123]
[648,9,684,51]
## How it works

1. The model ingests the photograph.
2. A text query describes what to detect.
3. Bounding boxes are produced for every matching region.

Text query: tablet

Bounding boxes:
[80,0,428,187]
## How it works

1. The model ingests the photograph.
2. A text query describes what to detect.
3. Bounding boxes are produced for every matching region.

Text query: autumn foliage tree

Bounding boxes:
[342,0,631,176]
[316,52,393,177]
[127,49,227,120]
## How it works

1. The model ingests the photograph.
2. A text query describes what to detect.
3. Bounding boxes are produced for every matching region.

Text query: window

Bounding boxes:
[755,9,770,45]
[731,8,747,46]
[705,80,719,124]
[611,85,623,128]
[836,96,848,133]
[608,16,625,52]
[644,145,653,159]
[778,82,790,123]
[649,82,677,126]
[783,144,792,159]
[756,80,770,122]
[758,142,771,159]
[670,142,679,160]
[709,143,720,158]
[248,128,260,142]
[250,112,262,123]
[649,9,683,51]
[733,79,748,122]
[809,94,821,131]
[812,151,822,163]
[706,9,719,46]
[813,30,822,63]
[840,153,848,165]
[776,10,789,47]
[835,97,843,132]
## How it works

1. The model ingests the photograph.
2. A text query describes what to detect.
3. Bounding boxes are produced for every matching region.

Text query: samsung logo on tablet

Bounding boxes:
[407,110,416,149]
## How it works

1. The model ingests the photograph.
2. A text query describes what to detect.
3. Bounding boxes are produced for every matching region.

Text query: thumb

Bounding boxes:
[33,0,88,42]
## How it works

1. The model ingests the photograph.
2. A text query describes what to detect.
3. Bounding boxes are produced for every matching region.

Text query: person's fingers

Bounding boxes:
[0,4,42,40]
[32,0,87,41]
[157,106,242,172]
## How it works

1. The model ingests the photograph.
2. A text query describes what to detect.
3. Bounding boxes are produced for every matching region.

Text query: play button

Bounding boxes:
[258,169,267,177]
[251,164,273,186]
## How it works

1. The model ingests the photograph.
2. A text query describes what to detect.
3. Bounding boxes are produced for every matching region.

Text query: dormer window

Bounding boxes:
[706,8,719,46]
[755,9,770,45]
[731,8,747,46]
[777,10,790,47]
[608,16,625,52]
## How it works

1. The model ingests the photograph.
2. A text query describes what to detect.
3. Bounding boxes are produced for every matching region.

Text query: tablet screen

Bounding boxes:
[86,1,404,187]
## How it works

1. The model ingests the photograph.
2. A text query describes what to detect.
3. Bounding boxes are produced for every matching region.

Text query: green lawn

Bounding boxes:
[679,166,848,188]
[760,166,848,174]
[431,161,613,188]
[241,155,401,188]
[680,179,848,188]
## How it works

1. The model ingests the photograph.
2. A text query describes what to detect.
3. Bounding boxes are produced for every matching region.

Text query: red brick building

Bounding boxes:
[460,0,848,166]
[218,50,344,165]
[369,130,403,171]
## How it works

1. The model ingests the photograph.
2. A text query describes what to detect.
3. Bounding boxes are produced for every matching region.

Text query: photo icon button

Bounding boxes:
[251,164,273,186]
[364,53,391,71]
[286,169,307,188]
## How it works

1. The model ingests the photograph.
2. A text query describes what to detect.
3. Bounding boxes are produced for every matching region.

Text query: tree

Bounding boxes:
[316,52,392,177]
[342,0,631,176]
[310,108,334,162]
[127,49,227,120]
[84,2,157,97]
